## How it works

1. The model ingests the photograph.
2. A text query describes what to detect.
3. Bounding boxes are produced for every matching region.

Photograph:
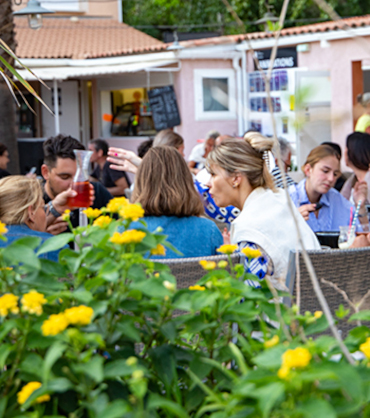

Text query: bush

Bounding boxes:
[1,198,370,417]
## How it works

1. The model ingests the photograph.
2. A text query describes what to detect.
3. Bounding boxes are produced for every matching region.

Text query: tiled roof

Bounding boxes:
[15,17,166,59]
[179,14,370,48]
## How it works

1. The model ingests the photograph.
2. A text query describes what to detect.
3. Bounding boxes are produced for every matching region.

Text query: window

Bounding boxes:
[194,69,236,121]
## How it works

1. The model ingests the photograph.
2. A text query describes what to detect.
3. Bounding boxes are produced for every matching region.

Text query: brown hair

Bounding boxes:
[132,147,204,217]
[0,176,43,224]
[207,136,276,191]
[302,144,340,173]
[153,129,184,150]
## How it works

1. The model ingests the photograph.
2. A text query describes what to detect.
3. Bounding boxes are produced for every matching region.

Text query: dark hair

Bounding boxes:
[43,134,85,167]
[0,143,8,156]
[321,141,342,158]
[346,132,370,170]
[137,138,153,158]
[90,139,108,156]
[132,146,204,217]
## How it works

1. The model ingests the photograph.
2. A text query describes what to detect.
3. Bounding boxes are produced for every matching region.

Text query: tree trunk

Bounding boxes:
[0,0,20,174]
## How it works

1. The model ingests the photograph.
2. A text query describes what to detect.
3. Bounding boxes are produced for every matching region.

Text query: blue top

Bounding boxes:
[0,224,63,262]
[289,179,354,232]
[131,215,223,259]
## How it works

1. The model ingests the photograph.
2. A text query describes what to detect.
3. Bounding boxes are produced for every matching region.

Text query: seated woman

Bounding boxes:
[289,144,367,232]
[0,176,73,262]
[206,138,320,290]
[131,146,223,258]
[341,132,370,205]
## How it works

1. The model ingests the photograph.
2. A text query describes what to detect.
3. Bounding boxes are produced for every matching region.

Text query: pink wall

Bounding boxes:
[174,59,238,160]
[298,36,370,153]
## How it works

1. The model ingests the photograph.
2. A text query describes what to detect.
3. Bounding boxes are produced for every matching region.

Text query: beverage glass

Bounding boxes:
[67,150,92,208]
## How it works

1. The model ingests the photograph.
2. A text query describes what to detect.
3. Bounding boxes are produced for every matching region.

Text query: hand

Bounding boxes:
[353,180,368,208]
[350,233,370,248]
[107,157,138,174]
[108,147,142,168]
[46,217,68,235]
[52,185,95,214]
[222,227,231,245]
[298,203,316,221]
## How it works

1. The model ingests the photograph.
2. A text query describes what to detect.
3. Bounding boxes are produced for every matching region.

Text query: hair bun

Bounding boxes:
[244,132,274,153]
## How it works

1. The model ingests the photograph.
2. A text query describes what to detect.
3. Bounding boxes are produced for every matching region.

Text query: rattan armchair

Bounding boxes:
[156,253,241,289]
[286,247,370,335]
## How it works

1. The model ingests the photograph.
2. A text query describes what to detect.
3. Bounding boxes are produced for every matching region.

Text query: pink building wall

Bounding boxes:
[174,59,239,160]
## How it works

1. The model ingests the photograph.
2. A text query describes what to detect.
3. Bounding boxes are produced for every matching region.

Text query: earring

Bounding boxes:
[233,183,238,188]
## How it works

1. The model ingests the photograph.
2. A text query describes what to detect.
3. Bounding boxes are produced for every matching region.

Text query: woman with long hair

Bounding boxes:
[289,144,367,232]
[131,146,223,258]
[206,138,319,290]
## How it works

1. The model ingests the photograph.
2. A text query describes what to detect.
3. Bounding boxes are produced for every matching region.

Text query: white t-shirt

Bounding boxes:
[188,143,206,169]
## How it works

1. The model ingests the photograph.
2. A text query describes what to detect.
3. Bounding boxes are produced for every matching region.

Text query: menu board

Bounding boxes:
[148,86,181,131]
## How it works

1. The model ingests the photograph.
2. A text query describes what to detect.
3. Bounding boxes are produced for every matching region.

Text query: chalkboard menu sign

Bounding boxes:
[148,86,181,131]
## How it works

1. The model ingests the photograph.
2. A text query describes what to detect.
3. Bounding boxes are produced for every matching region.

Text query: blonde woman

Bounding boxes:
[0,176,82,261]
[206,138,320,290]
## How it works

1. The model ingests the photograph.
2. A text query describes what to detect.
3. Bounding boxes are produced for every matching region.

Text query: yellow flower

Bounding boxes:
[83,207,102,219]
[0,293,19,317]
[17,382,50,405]
[282,347,312,370]
[199,260,216,271]
[21,291,47,316]
[41,313,69,336]
[189,285,206,291]
[264,335,279,349]
[119,203,145,222]
[241,247,262,259]
[217,244,238,254]
[151,244,166,256]
[218,260,228,269]
[0,221,8,235]
[62,209,71,221]
[106,197,129,213]
[360,337,370,359]
[93,215,113,228]
[110,230,146,245]
[64,305,94,326]
[163,281,176,291]
[277,365,290,379]
[132,370,144,380]
[314,311,323,319]
[126,356,138,366]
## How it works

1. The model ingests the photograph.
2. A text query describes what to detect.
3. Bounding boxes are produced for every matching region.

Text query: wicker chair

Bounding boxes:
[286,247,370,335]
[156,253,241,289]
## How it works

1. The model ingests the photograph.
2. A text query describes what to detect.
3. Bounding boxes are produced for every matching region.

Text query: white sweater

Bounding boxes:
[231,187,320,290]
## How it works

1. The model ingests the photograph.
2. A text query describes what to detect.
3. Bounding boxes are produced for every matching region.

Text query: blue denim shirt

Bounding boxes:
[288,179,354,232]
[0,224,64,262]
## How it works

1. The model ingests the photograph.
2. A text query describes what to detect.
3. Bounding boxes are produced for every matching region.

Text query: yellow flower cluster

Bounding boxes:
[0,221,8,235]
[150,244,166,256]
[360,337,370,359]
[106,197,129,213]
[42,305,94,336]
[83,207,102,219]
[64,305,94,326]
[93,215,113,228]
[21,290,47,316]
[0,293,19,317]
[278,347,312,379]
[189,285,206,291]
[199,260,216,271]
[17,381,50,405]
[110,230,146,245]
[217,244,238,254]
[61,209,71,221]
[241,247,262,259]
[119,203,145,222]
[264,335,279,349]
[314,311,323,319]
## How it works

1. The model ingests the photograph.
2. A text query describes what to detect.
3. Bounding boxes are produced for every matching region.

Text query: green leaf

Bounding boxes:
[297,398,336,418]
[43,342,67,382]
[20,353,44,379]
[253,345,286,369]
[73,356,104,383]
[104,359,133,379]
[336,304,350,319]
[148,393,190,418]
[47,378,73,392]
[37,233,74,256]
[349,310,370,322]
[96,400,130,418]
[0,397,7,418]
[8,236,41,249]
[250,382,285,418]
[97,259,120,282]
[3,244,40,270]
[304,315,329,336]
[0,344,12,368]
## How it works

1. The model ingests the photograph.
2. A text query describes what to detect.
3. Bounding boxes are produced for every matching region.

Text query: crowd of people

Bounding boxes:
[1,125,370,288]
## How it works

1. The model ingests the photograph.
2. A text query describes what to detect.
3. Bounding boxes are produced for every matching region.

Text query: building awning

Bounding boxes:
[17,58,179,81]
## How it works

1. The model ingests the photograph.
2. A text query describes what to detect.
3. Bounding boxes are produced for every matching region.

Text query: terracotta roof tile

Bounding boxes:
[15,17,166,59]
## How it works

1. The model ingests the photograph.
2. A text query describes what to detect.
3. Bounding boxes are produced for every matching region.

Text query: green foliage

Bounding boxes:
[0,204,370,417]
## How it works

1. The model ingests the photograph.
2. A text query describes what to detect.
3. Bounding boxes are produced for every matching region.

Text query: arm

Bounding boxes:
[188,160,199,175]
[107,176,129,197]
[352,181,368,225]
